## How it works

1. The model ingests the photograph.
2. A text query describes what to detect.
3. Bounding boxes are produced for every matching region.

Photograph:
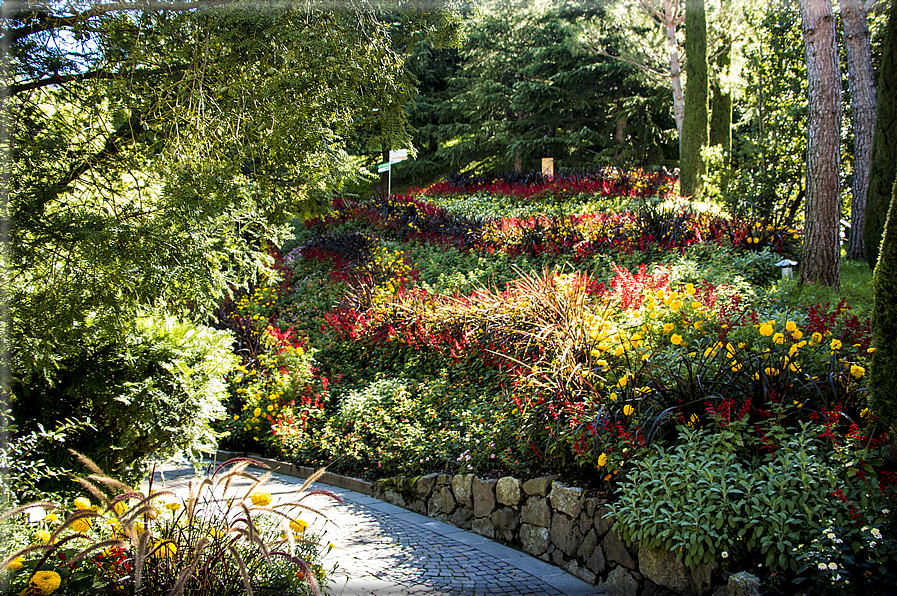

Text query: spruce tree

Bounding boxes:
[864,0,897,267]
[681,0,709,199]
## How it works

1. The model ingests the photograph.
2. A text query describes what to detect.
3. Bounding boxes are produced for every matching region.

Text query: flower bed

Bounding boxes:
[210,169,895,594]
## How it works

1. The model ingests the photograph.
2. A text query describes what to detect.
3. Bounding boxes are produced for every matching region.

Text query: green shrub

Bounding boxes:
[613,421,885,572]
[12,313,237,483]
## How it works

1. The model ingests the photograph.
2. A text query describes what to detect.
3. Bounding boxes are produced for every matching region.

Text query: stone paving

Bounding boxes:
[148,461,607,596]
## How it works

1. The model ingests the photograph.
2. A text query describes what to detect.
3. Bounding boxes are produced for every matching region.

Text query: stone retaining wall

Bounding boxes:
[373,473,756,596]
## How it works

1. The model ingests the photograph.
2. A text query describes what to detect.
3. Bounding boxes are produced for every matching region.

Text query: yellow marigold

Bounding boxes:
[685,283,696,296]
[792,329,803,340]
[772,333,785,345]
[34,530,51,543]
[609,392,618,401]
[250,492,272,507]
[5,556,23,572]
[868,347,876,354]
[670,334,683,345]
[861,407,871,418]
[289,518,308,534]
[23,570,61,595]
[663,322,675,334]
[670,300,682,311]
[44,513,59,524]
[165,501,182,512]
[70,518,92,533]
[253,407,262,417]
[152,540,177,559]
[693,320,704,331]
[113,501,128,515]
[73,497,91,510]
[623,404,634,416]
[811,332,823,344]
[731,362,743,372]
[850,364,865,378]
[758,323,774,337]
[785,320,798,333]
[831,339,842,351]
[598,453,608,467]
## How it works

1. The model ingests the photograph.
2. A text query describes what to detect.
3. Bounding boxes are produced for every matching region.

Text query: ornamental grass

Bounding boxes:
[0,453,338,596]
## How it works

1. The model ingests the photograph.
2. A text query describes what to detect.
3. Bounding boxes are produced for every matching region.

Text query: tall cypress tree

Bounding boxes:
[864,0,897,267]
[871,176,897,424]
[681,0,709,199]
[871,0,897,425]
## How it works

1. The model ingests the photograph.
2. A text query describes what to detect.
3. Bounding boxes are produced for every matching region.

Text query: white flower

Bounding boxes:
[827,532,836,540]
[828,562,838,571]
[883,509,890,515]
[871,528,883,539]
[870,541,877,548]
[818,563,828,570]
[721,551,729,559]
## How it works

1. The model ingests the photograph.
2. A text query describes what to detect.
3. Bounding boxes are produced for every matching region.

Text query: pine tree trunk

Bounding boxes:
[799,0,842,288]
[842,0,877,260]
[709,38,732,157]
[872,177,897,424]
[680,0,708,199]
[864,0,897,267]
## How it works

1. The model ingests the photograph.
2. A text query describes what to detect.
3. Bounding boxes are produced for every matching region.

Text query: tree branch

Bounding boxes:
[4,1,232,45]
[5,64,185,96]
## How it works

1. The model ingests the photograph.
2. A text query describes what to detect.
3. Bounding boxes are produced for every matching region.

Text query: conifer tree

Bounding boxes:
[680,0,709,199]
[864,0,897,267]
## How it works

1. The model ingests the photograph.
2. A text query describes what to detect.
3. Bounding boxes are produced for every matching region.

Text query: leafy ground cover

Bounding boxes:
[212,169,895,593]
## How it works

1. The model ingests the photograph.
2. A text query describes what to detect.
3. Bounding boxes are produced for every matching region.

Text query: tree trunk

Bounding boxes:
[799,0,842,288]
[380,146,390,195]
[661,0,686,143]
[680,0,709,199]
[842,0,877,260]
[709,36,732,158]
[864,0,897,267]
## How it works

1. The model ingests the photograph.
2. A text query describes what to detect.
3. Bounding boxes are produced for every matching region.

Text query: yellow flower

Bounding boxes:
[44,513,59,524]
[23,570,61,595]
[663,323,675,334]
[758,323,774,337]
[616,374,629,388]
[152,540,177,559]
[772,332,785,345]
[691,301,702,310]
[685,283,696,296]
[791,329,803,340]
[785,320,798,333]
[861,407,870,418]
[623,404,634,416]
[608,392,618,401]
[731,362,743,372]
[253,407,262,417]
[35,530,51,543]
[289,518,308,534]
[811,332,823,344]
[693,320,704,331]
[831,339,842,351]
[868,347,876,354]
[850,364,865,378]
[165,501,182,512]
[688,413,699,427]
[70,518,92,533]
[208,527,225,539]
[5,556,23,572]
[598,453,608,467]
[250,492,272,507]
[73,497,91,510]
[596,359,608,367]
[670,300,682,311]
[670,334,683,345]
[113,501,128,515]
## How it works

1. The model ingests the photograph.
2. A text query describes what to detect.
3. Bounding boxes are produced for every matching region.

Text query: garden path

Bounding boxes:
[148,461,607,596]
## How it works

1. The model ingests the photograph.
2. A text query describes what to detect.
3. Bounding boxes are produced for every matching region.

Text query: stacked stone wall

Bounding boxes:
[373,473,756,596]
